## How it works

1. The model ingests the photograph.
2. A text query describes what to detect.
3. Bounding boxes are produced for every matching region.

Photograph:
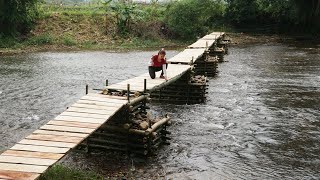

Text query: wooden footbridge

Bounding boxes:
[0,32,227,180]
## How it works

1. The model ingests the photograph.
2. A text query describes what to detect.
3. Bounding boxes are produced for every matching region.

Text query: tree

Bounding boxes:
[0,0,38,35]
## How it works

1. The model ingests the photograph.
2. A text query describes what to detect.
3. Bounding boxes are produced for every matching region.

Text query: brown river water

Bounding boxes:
[0,42,319,179]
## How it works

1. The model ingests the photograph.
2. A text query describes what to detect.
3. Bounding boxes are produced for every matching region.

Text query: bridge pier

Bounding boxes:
[78,94,171,156]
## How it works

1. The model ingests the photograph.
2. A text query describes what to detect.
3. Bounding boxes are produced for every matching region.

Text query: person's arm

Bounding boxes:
[149,56,155,66]
[162,64,167,80]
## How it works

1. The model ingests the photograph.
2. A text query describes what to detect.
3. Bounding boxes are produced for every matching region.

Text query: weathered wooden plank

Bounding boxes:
[106,84,144,92]
[40,124,95,134]
[1,150,63,160]
[0,163,47,174]
[0,170,40,180]
[66,107,113,115]
[10,144,69,154]
[60,111,110,119]
[86,93,127,100]
[19,139,77,148]
[81,96,126,104]
[33,130,88,138]
[76,99,124,107]
[71,103,120,111]
[188,39,216,48]
[47,120,100,129]
[55,115,107,124]
[0,155,56,166]
[26,134,83,144]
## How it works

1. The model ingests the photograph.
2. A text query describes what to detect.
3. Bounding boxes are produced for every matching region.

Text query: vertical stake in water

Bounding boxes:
[206,41,208,50]
[106,79,108,86]
[127,84,130,103]
[86,85,88,95]
[191,56,194,65]
[144,79,147,94]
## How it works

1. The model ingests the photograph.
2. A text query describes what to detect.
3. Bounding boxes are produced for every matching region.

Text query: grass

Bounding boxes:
[26,33,54,45]
[39,164,103,180]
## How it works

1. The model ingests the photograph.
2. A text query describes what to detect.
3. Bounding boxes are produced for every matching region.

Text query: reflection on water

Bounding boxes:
[0,43,320,179]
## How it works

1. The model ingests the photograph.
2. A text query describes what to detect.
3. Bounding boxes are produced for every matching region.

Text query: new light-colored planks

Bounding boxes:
[10,144,69,154]
[33,130,88,138]
[0,170,39,180]
[0,156,56,166]
[0,163,47,174]
[2,150,64,160]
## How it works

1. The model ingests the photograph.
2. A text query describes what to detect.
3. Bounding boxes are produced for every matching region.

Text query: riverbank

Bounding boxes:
[0,32,293,56]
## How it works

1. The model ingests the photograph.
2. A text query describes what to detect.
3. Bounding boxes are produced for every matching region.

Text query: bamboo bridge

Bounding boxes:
[0,32,230,180]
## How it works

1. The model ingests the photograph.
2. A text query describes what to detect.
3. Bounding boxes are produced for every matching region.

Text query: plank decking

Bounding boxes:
[0,32,225,179]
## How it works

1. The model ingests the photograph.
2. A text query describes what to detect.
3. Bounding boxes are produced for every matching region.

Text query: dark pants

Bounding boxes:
[148,64,168,79]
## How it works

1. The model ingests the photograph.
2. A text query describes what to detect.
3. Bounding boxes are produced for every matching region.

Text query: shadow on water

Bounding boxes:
[0,42,320,179]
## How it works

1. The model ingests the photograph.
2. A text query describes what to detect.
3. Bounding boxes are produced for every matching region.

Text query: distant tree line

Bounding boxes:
[225,0,320,33]
[1,0,319,38]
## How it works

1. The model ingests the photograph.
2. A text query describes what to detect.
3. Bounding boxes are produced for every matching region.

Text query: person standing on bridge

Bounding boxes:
[148,48,168,80]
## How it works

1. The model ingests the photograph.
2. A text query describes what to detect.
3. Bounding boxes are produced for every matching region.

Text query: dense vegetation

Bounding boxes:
[0,0,319,50]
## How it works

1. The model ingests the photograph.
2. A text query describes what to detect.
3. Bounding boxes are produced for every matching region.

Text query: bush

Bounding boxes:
[165,0,226,39]
[0,35,18,48]
[40,164,103,180]
[63,35,77,46]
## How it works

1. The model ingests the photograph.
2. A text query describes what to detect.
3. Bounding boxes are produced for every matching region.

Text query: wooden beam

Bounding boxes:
[1,150,63,160]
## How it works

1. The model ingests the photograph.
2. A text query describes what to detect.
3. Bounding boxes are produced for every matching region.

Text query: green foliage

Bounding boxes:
[0,36,18,48]
[39,164,103,180]
[63,35,77,46]
[0,0,39,35]
[26,33,54,45]
[165,0,226,39]
[225,0,320,32]
[102,0,144,36]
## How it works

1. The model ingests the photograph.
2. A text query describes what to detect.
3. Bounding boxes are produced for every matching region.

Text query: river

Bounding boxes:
[0,42,319,179]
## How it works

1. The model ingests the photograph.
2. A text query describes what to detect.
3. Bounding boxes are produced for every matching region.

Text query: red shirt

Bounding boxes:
[151,55,166,67]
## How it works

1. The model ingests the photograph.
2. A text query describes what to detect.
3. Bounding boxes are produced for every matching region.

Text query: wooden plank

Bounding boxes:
[1,150,63,160]
[26,134,83,144]
[106,84,144,92]
[86,93,127,100]
[188,39,216,48]
[47,120,100,129]
[0,163,47,174]
[55,115,107,124]
[0,155,56,166]
[40,124,95,134]
[10,144,69,154]
[81,96,126,104]
[71,103,120,111]
[19,139,77,148]
[76,99,124,107]
[60,111,110,119]
[66,107,113,115]
[0,170,40,180]
[33,130,88,138]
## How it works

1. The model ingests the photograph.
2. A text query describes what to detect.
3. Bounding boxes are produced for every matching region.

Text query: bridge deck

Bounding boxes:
[167,48,206,64]
[188,32,225,49]
[0,32,225,180]
[106,64,192,92]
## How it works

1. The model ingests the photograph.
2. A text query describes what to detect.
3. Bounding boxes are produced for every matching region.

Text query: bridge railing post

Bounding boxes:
[144,79,147,94]
[127,84,130,103]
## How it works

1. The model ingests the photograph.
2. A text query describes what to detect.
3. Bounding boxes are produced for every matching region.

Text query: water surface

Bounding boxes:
[0,43,319,179]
